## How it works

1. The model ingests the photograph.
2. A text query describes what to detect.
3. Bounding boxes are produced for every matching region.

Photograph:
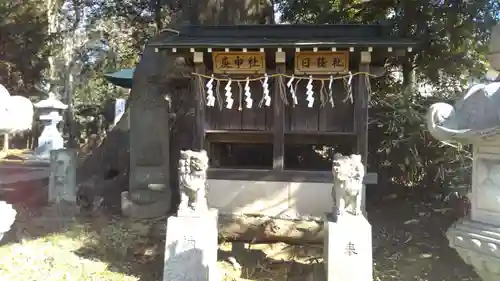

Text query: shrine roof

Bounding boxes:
[150,24,417,49]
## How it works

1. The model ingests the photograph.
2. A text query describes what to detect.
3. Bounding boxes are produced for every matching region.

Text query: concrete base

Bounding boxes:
[163,209,219,281]
[323,214,372,281]
[447,219,500,281]
[208,179,363,218]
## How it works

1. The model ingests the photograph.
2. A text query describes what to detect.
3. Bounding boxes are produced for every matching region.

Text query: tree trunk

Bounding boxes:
[149,213,325,245]
[76,0,274,215]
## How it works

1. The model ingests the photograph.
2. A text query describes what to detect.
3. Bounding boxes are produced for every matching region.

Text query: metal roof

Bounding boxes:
[149,24,418,49]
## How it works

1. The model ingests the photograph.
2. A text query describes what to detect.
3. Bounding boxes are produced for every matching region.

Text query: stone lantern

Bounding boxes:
[426,23,500,281]
[33,92,68,159]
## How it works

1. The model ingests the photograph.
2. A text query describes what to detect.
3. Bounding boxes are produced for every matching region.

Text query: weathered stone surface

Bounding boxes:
[163,209,218,281]
[129,188,169,205]
[178,150,209,215]
[121,191,170,219]
[447,219,500,281]
[323,214,372,281]
[128,45,170,218]
[136,141,164,167]
[49,149,77,204]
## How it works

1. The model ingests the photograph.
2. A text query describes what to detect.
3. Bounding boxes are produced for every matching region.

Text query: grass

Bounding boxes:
[0,205,316,281]
[0,200,482,281]
[0,220,141,281]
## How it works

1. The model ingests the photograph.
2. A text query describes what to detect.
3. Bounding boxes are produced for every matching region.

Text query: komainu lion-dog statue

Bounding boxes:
[178,149,209,215]
[332,153,364,217]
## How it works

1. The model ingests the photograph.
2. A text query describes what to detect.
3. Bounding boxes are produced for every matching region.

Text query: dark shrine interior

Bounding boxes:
[210,136,357,171]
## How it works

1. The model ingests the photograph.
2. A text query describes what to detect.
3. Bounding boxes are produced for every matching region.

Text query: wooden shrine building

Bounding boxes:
[133,24,417,218]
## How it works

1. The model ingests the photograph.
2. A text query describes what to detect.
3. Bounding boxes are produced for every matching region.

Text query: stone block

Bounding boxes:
[49,149,77,204]
[163,209,219,281]
[447,218,500,281]
[121,191,170,219]
[323,214,372,281]
[472,148,500,225]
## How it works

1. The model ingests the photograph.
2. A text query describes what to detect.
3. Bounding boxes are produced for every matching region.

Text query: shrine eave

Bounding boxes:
[149,24,418,50]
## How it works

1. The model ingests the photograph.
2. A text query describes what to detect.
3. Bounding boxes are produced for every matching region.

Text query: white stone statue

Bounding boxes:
[0,84,34,156]
[0,201,17,242]
[332,153,364,217]
[178,150,209,215]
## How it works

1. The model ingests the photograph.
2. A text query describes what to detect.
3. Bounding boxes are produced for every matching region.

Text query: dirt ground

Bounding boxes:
[0,196,480,281]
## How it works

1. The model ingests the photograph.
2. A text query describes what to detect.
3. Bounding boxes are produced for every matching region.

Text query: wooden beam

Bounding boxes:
[193,53,205,150]
[273,52,286,171]
[207,168,378,184]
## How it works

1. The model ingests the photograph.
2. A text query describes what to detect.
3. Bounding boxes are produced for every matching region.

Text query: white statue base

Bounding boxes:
[447,219,500,281]
[0,201,17,243]
[163,209,219,281]
[323,213,372,281]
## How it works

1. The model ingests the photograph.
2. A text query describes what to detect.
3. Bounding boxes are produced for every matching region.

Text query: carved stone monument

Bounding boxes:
[49,149,77,204]
[324,153,372,281]
[425,23,500,281]
[0,201,16,242]
[163,150,218,281]
[33,93,68,160]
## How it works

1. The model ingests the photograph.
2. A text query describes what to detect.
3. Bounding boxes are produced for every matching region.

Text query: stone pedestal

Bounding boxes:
[48,149,77,203]
[447,219,500,281]
[443,144,500,281]
[323,213,372,281]
[163,209,219,281]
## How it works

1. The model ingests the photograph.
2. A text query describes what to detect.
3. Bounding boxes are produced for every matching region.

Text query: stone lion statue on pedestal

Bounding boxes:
[178,150,209,215]
[332,153,364,217]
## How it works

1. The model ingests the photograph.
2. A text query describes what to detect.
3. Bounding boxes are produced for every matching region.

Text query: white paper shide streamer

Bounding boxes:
[306,75,314,107]
[262,73,271,107]
[225,79,234,109]
[206,75,215,107]
[328,75,334,107]
[287,76,298,105]
[244,77,253,108]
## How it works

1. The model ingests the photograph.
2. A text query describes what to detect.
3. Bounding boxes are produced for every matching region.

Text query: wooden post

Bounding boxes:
[273,51,286,171]
[356,51,371,215]
[193,51,205,150]
[355,51,371,167]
